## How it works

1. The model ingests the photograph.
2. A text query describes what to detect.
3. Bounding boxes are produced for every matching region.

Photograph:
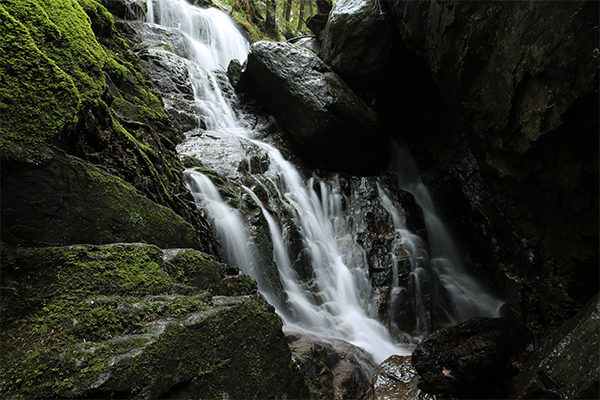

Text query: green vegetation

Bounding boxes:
[0,245,284,399]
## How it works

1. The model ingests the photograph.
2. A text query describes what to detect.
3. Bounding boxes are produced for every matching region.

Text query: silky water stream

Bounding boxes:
[143,0,503,366]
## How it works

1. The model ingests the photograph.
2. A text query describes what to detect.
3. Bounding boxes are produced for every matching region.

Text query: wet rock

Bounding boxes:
[285,329,375,400]
[384,0,599,329]
[98,0,146,20]
[241,41,389,174]
[373,355,436,400]
[1,149,200,249]
[319,0,401,99]
[412,317,532,397]
[0,244,308,399]
[512,293,599,399]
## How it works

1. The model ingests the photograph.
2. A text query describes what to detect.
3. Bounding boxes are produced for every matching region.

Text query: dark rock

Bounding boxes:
[241,41,389,174]
[98,0,146,20]
[316,0,333,15]
[286,329,375,400]
[412,317,532,397]
[1,149,200,249]
[511,293,600,399]
[373,355,436,400]
[383,0,599,330]
[319,0,400,94]
[306,13,328,39]
[292,36,321,53]
[227,58,243,87]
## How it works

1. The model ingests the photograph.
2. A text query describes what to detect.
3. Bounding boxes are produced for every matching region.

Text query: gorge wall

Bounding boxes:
[311,0,599,332]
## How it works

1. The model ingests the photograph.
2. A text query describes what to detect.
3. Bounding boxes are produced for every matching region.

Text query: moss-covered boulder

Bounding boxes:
[2,149,199,249]
[0,244,308,399]
[0,0,214,252]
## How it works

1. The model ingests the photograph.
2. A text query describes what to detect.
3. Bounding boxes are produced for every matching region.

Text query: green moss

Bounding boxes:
[5,0,109,105]
[0,4,80,163]
[78,156,199,248]
[0,244,235,399]
[233,13,264,42]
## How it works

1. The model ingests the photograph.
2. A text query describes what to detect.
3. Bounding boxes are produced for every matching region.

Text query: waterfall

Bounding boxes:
[146,0,154,24]
[140,0,504,365]
[148,0,248,70]
[389,143,504,321]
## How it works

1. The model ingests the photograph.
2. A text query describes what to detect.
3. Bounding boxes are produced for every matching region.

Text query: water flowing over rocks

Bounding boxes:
[2,0,598,398]
[379,0,599,331]
[240,41,389,174]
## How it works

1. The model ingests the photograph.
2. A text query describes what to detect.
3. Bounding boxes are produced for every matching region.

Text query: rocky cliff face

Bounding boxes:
[317,0,598,331]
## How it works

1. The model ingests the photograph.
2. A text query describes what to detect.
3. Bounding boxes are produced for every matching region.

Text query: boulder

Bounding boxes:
[319,0,401,94]
[241,41,389,174]
[412,317,532,397]
[0,244,308,399]
[372,355,436,400]
[285,329,375,400]
[1,149,200,249]
[512,293,599,399]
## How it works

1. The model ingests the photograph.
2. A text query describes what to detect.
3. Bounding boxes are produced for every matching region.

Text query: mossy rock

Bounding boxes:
[1,149,200,249]
[1,0,216,253]
[0,243,308,399]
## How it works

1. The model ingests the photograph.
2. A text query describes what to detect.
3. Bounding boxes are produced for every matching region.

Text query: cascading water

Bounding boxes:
[140,0,503,365]
[389,143,504,321]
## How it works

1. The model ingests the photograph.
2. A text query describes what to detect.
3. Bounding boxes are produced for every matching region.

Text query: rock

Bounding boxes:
[373,355,436,400]
[292,36,321,53]
[285,328,375,400]
[1,149,200,249]
[319,0,401,95]
[511,293,600,399]
[0,244,308,399]
[305,13,328,39]
[241,41,389,174]
[98,0,146,20]
[383,0,599,329]
[412,317,532,397]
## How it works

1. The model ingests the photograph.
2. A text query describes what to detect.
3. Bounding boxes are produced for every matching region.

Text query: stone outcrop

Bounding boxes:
[1,149,200,249]
[511,293,599,399]
[315,0,599,331]
[411,317,532,397]
[0,244,308,399]
[240,41,389,174]
[382,0,599,331]
[319,0,401,99]
[1,0,214,253]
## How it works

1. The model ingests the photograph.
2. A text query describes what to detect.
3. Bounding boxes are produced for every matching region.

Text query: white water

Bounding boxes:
[389,143,504,321]
[147,0,248,70]
[142,0,503,364]
[146,0,154,23]
[378,184,431,335]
